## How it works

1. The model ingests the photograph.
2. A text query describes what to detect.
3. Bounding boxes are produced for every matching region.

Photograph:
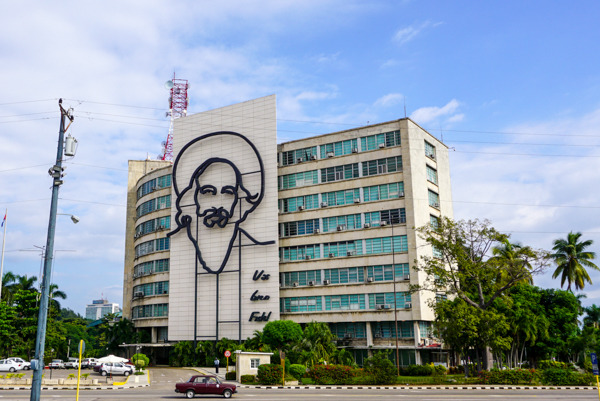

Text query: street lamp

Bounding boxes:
[30,99,76,401]
[57,213,80,224]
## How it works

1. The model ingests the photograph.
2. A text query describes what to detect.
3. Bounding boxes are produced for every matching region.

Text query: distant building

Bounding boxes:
[85,298,120,320]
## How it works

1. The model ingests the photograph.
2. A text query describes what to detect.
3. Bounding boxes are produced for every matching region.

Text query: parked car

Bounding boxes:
[81,358,99,369]
[0,359,23,372]
[99,362,134,376]
[64,357,79,369]
[175,375,236,399]
[49,359,65,369]
[7,357,30,370]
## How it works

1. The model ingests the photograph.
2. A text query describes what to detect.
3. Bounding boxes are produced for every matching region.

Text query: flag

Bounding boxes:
[1,212,5,228]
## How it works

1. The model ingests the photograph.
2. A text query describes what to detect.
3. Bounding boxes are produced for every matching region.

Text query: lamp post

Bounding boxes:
[30,99,76,401]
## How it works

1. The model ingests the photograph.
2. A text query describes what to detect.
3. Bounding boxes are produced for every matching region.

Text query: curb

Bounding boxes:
[238,385,597,391]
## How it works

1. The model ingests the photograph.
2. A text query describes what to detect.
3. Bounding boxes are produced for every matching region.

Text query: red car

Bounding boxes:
[175,375,236,399]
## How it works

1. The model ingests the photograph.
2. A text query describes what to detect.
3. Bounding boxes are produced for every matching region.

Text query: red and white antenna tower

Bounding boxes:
[160,73,189,161]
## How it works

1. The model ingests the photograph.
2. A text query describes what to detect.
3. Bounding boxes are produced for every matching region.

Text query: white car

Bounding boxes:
[99,362,134,376]
[49,359,65,369]
[0,359,22,372]
[64,357,79,369]
[6,357,30,370]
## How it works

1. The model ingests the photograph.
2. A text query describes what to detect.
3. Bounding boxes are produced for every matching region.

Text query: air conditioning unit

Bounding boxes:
[379,143,386,148]
[320,202,328,208]
[327,152,334,158]
[134,291,144,298]
[298,205,305,211]
[134,233,140,239]
[284,308,292,313]
[337,225,344,231]
[381,221,388,226]
[428,153,436,160]
[157,225,165,230]
[405,302,412,309]
[314,228,320,234]
[305,255,312,260]
[310,154,317,160]
[354,198,361,203]
[433,203,440,209]
[398,191,405,198]
[328,253,335,258]
[347,250,355,256]
[364,223,370,228]
[377,304,391,310]
[403,274,410,280]
[308,280,315,286]
[323,279,331,285]
[293,282,299,287]
[297,158,303,163]
[352,147,358,153]
[343,333,354,339]
[367,277,374,283]
[163,290,168,294]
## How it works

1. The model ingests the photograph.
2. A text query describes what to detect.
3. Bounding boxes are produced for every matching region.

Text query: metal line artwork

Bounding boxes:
[168,131,275,342]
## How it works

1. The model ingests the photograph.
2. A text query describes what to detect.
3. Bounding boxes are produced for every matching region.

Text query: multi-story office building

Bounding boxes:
[85,298,120,321]
[122,96,452,365]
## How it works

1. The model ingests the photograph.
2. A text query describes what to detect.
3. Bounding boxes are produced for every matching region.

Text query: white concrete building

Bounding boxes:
[85,298,120,321]
[122,96,452,365]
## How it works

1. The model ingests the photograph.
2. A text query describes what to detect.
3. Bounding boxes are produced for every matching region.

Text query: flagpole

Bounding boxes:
[0,209,7,300]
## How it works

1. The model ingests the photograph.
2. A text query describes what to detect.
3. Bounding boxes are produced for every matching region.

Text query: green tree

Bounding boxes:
[294,321,336,368]
[0,302,17,357]
[551,232,599,292]
[490,239,536,285]
[48,283,67,315]
[262,320,303,359]
[363,351,397,384]
[584,305,600,329]
[244,330,272,353]
[1,271,16,303]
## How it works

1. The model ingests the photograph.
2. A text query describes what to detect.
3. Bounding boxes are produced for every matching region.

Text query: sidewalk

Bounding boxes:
[0,371,150,391]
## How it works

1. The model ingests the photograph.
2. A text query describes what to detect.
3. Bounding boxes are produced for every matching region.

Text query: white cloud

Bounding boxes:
[410,99,461,124]
[393,20,440,45]
[374,93,404,108]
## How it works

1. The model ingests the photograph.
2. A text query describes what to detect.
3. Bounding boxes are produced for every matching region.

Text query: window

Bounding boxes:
[281,297,322,312]
[366,264,410,281]
[133,281,169,296]
[428,190,440,208]
[323,240,362,258]
[324,267,364,284]
[364,209,406,227]
[325,294,366,311]
[136,216,171,236]
[132,303,168,319]
[282,270,322,287]
[321,163,359,183]
[368,292,412,309]
[320,139,358,158]
[279,170,319,190]
[281,146,318,165]
[281,219,320,237]
[365,236,408,254]
[360,130,401,151]
[279,244,321,261]
[425,141,436,159]
[329,322,367,339]
[321,188,360,207]
[372,321,414,338]
[430,215,440,229]
[133,259,170,277]
[432,246,443,259]
[250,359,260,369]
[135,238,170,258]
[280,194,319,212]
[363,182,404,202]
[362,157,402,177]
[322,214,361,232]
[419,321,432,338]
[426,165,438,184]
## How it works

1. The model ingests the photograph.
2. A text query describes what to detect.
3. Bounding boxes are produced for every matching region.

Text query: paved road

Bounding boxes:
[2,368,599,401]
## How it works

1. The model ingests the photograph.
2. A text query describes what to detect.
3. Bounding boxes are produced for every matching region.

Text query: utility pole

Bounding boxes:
[30,99,74,401]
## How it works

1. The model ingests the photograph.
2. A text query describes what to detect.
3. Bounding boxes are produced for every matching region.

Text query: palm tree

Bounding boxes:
[294,321,336,368]
[1,271,16,303]
[584,305,600,329]
[490,239,536,285]
[48,283,67,312]
[551,232,599,292]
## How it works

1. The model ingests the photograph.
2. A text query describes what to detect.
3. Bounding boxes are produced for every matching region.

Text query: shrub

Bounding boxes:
[225,371,236,380]
[541,368,593,386]
[538,360,572,370]
[82,373,90,379]
[363,351,397,385]
[241,374,256,384]
[132,353,150,371]
[478,369,536,385]
[257,364,283,385]
[433,364,447,375]
[406,364,434,376]
[308,364,355,385]
[288,364,306,381]
[68,374,76,379]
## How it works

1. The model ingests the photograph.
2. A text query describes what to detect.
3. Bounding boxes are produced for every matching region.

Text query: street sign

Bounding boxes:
[591,352,599,376]
[79,340,85,355]
[224,350,231,358]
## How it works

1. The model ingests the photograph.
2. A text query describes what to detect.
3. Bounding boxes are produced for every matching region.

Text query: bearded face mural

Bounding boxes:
[168,131,273,275]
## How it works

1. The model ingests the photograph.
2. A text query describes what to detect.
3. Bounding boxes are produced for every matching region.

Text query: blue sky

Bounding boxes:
[0,1,599,314]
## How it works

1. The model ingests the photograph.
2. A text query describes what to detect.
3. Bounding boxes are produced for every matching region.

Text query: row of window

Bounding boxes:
[280,131,401,166]
[135,216,171,237]
[280,291,412,312]
[137,174,172,200]
[279,156,402,190]
[279,182,404,213]
[280,264,410,287]
[280,208,406,237]
[132,303,168,319]
[279,235,408,261]
[135,238,170,258]
[134,259,170,278]
[133,281,169,297]
[136,195,171,218]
